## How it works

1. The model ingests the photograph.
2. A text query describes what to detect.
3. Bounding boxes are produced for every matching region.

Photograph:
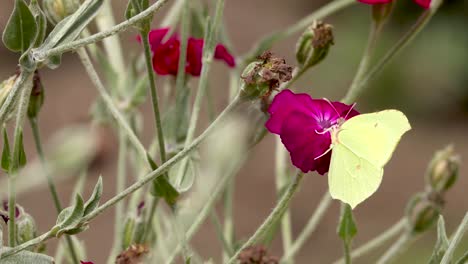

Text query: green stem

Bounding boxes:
[441,212,468,264]
[8,74,33,247]
[332,218,407,264]
[376,233,416,264]
[342,0,442,104]
[282,192,333,263]
[223,181,235,262]
[240,0,356,67]
[346,21,382,99]
[29,118,80,264]
[211,211,234,257]
[35,0,172,61]
[275,139,293,264]
[340,204,352,264]
[107,131,128,263]
[227,171,305,264]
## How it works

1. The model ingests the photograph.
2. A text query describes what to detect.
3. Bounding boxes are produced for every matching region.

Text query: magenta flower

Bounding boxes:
[358,0,431,9]
[144,28,236,77]
[265,89,359,175]
[80,261,94,264]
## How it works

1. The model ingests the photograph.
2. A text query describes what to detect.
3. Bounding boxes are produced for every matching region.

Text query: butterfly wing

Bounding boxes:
[328,110,410,208]
[328,143,383,209]
[338,110,411,168]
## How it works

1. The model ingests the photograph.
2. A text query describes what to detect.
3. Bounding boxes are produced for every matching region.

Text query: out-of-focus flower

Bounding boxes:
[358,0,431,9]
[80,261,94,264]
[265,89,359,175]
[1,201,21,224]
[142,28,235,77]
[238,245,279,264]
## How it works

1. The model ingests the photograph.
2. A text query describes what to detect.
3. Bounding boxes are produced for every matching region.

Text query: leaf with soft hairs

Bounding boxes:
[0,248,53,264]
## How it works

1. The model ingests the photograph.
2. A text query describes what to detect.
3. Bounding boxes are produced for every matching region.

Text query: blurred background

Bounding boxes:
[1,0,467,263]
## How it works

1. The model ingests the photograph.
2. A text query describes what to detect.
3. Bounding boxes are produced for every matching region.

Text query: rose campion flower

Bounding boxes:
[80,261,94,264]
[358,0,431,9]
[265,89,359,175]
[146,28,236,76]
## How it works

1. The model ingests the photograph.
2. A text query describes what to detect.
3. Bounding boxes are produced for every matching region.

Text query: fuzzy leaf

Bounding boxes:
[338,204,357,245]
[1,128,11,173]
[2,0,38,53]
[148,155,180,205]
[83,176,103,215]
[53,194,84,236]
[0,248,53,263]
[428,216,450,264]
[29,0,47,48]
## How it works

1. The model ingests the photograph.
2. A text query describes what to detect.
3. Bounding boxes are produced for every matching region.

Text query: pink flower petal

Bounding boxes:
[186,38,204,76]
[215,44,236,67]
[148,27,170,51]
[413,0,431,8]
[357,0,393,5]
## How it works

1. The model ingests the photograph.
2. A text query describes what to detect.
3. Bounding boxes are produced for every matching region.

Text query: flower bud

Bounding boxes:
[116,244,149,264]
[28,71,44,119]
[240,51,292,102]
[43,0,82,24]
[295,21,334,69]
[406,193,442,234]
[0,74,19,122]
[16,212,37,244]
[372,3,394,25]
[238,245,279,264]
[426,145,460,194]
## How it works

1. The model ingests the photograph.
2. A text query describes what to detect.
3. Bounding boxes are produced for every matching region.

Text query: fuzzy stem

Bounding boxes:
[8,75,33,247]
[107,131,128,264]
[333,218,407,264]
[36,0,172,61]
[343,1,442,104]
[29,118,80,264]
[441,212,468,264]
[275,139,294,264]
[211,211,234,257]
[376,233,415,264]
[282,192,333,263]
[0,71,33,125]
[227,171,305,264]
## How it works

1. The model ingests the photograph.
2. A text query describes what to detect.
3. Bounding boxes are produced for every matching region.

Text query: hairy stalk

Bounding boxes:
[347,21,382,97]
[107,131,128,264]
[176,0,225,189]
[376,233,416,264]
[240,0,356,67]
[211,211,234,257]
[275,140,294,264]
[174,0,189,97]
[282,192,333,263]
[8,75,33,247]
[227,172,305,264]
[140,25,169,237]
[35,0,172,60]
[333,218,407,264]
[343,0,442,104]
[29,118,80,264]
[441,212,468,264]
[340,204,352,264]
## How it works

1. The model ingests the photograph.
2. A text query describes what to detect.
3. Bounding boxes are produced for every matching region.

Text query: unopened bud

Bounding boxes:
[426,145,460,194]
[295,21,334,69]
[240,51,292,102]
[238,245,279,264]
[406,193,441,234]
[28,71,44,119]
[372,3,394,25]
[0,74,19,122]
[43,0,82,24]
[116,244,149,264]
[16,212,37,244]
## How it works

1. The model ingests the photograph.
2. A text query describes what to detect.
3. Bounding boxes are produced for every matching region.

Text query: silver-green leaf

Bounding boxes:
[2,0,38,53]
[83,176,103,215]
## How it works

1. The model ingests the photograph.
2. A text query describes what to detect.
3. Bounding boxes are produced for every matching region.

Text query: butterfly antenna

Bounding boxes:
[323,98,341,117]
[344,102,357,119]
[314,146,333,160]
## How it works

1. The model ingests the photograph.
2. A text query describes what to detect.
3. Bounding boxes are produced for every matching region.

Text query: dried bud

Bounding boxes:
[240,51,292,102]
[1,201,22,224]
[238,245,279,264]
[372,3,394,25]
[28,71,44,119]
[0,74,19,122]
[43,0,82,24]
[116,244,149,264]
[295,21,334,69]
[426,145,460,194]
[16,212,37,244]
[406,193,442,234]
